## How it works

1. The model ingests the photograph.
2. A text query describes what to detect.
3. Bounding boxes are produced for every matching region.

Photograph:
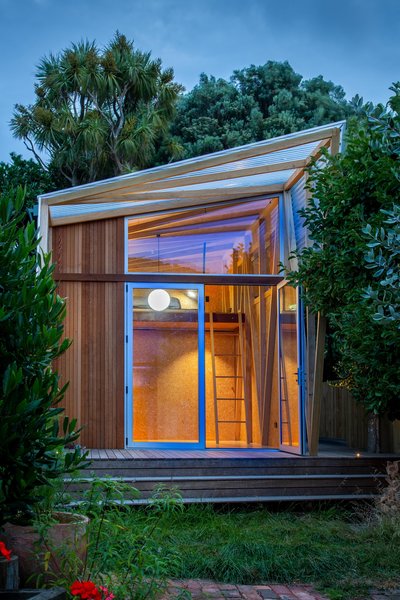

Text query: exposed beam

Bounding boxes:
[127,196,277,235]
[45,127,340,206]
[55,272,284,286]
[262,287,277,445]
[50,189,283,226]
[128,206,264,236]
[75,183,285,204]
[128,207,206,233]
[130,223,253,239]
[104,158,308,195]
[308,312,327,456]
[283,139,331,191]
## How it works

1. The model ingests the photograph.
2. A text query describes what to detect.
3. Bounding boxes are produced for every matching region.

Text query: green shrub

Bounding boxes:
[0,187,87,525]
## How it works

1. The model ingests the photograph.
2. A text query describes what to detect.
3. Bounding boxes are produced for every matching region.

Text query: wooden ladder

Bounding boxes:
[209,312,251,445]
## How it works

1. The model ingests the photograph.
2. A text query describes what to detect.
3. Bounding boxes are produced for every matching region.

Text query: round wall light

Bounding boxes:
[147,289,171,311]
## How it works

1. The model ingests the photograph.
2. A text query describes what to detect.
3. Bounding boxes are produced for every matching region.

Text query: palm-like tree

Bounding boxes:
[11,33,183,186]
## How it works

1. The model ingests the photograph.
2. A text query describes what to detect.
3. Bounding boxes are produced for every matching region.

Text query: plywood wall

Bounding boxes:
[53,218,125,448]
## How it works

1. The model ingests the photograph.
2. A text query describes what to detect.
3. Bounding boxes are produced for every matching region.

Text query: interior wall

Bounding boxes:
[133,329,199,443]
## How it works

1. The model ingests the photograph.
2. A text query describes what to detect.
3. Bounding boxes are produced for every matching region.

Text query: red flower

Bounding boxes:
[0,542,11,561]
[100,586,115,600]
[70,581,101,600]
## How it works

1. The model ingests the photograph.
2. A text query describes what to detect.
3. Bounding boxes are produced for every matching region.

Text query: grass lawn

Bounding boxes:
[97,503,400,600]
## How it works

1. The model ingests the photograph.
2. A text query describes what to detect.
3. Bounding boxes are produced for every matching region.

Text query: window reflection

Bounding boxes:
[128,197,279,275]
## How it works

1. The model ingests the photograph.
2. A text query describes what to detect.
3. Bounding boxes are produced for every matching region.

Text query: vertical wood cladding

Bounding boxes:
[53,218,125,448]
[53,218,125,274]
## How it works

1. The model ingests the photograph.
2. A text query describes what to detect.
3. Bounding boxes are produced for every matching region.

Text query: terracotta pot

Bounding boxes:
[2,512,89,586]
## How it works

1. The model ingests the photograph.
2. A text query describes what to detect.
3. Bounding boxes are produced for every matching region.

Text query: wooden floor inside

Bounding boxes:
[74,448,399,504]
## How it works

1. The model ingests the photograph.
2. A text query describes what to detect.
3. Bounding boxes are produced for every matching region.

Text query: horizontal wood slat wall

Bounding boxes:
[53,218,125,448]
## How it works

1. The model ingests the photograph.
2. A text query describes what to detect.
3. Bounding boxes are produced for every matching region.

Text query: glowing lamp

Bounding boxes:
[147,289,171,311]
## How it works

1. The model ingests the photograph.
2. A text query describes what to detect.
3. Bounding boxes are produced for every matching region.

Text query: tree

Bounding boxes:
[0,152,58,211]
[0,188,87,524]
[286,84,400,423]
[171,61,358,159]
[168,73,264,160]
[11,33,183,187]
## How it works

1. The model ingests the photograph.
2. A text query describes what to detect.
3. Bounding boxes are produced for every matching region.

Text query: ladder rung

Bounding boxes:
[218,420,246,424]
[215,375,243,379]
[214,353,240,357]
[216,397,245,401]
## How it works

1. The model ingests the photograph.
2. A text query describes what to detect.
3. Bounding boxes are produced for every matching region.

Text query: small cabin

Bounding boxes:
[38,122,400,462]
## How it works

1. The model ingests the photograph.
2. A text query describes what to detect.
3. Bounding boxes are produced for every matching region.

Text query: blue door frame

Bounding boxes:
[125,282,206,449]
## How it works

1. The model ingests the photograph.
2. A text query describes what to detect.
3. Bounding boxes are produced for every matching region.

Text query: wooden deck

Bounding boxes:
[70,449,399,504]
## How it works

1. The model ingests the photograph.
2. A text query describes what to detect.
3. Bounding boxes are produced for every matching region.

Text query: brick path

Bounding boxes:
[163,579,400,600]
[163,579,328,600]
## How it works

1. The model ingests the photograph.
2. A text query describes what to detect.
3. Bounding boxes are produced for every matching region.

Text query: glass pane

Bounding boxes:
[128,197,279,275]
[132,288,199,443]
[203,284,278,449]
[279,285,300,448]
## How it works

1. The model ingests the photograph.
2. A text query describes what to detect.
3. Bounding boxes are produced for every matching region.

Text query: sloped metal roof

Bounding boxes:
[41,121,345,227]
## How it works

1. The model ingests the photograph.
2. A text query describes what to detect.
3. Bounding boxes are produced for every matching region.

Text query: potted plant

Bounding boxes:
[0,188,89,585]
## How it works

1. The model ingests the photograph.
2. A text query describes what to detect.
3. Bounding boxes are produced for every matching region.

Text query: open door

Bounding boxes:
[278,282,304,454]
[126,283,205,449]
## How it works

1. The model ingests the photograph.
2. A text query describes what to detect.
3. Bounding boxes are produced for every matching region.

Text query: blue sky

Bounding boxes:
[0,0,399,161]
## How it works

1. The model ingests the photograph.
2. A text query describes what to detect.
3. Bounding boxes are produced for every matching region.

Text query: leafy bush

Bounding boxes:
[0,187,87,525]
[37,478,183,600]
[286,84,400,419]
[364,204,400,327]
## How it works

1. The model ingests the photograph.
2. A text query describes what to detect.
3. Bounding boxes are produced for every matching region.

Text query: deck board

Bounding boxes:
[76,449,399,503]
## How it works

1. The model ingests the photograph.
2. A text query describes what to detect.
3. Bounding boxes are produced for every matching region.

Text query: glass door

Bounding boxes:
[277,282,304,454]
[125,283,205,448]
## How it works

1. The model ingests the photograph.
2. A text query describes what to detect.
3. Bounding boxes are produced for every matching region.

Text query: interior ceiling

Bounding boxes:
[41,121,345,227]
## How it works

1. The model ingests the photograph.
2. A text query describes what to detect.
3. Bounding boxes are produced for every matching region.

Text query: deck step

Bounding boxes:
[65,454,395,504]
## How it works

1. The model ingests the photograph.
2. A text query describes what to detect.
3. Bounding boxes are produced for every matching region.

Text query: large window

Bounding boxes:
[127,197,279,275]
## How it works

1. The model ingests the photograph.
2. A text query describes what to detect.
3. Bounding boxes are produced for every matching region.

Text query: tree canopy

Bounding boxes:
[170,61,359,160]
[11,45,365,182]
[11,32,183,187]
[286,84,400,420]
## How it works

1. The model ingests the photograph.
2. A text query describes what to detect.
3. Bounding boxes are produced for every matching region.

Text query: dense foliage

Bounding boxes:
[0,153,58,210]
[169,61,359,159]
[0,188,87,525]
[11,44,363,184]
[287,85,400,419]
[364,205,400,327]
[11,32,183,186]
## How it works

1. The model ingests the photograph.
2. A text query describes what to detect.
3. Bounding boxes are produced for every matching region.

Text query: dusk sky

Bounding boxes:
[0,0,399,161]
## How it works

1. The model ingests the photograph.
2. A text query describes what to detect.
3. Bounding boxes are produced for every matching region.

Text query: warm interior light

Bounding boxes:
[187,290,197,299]
[147,289,171,311]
